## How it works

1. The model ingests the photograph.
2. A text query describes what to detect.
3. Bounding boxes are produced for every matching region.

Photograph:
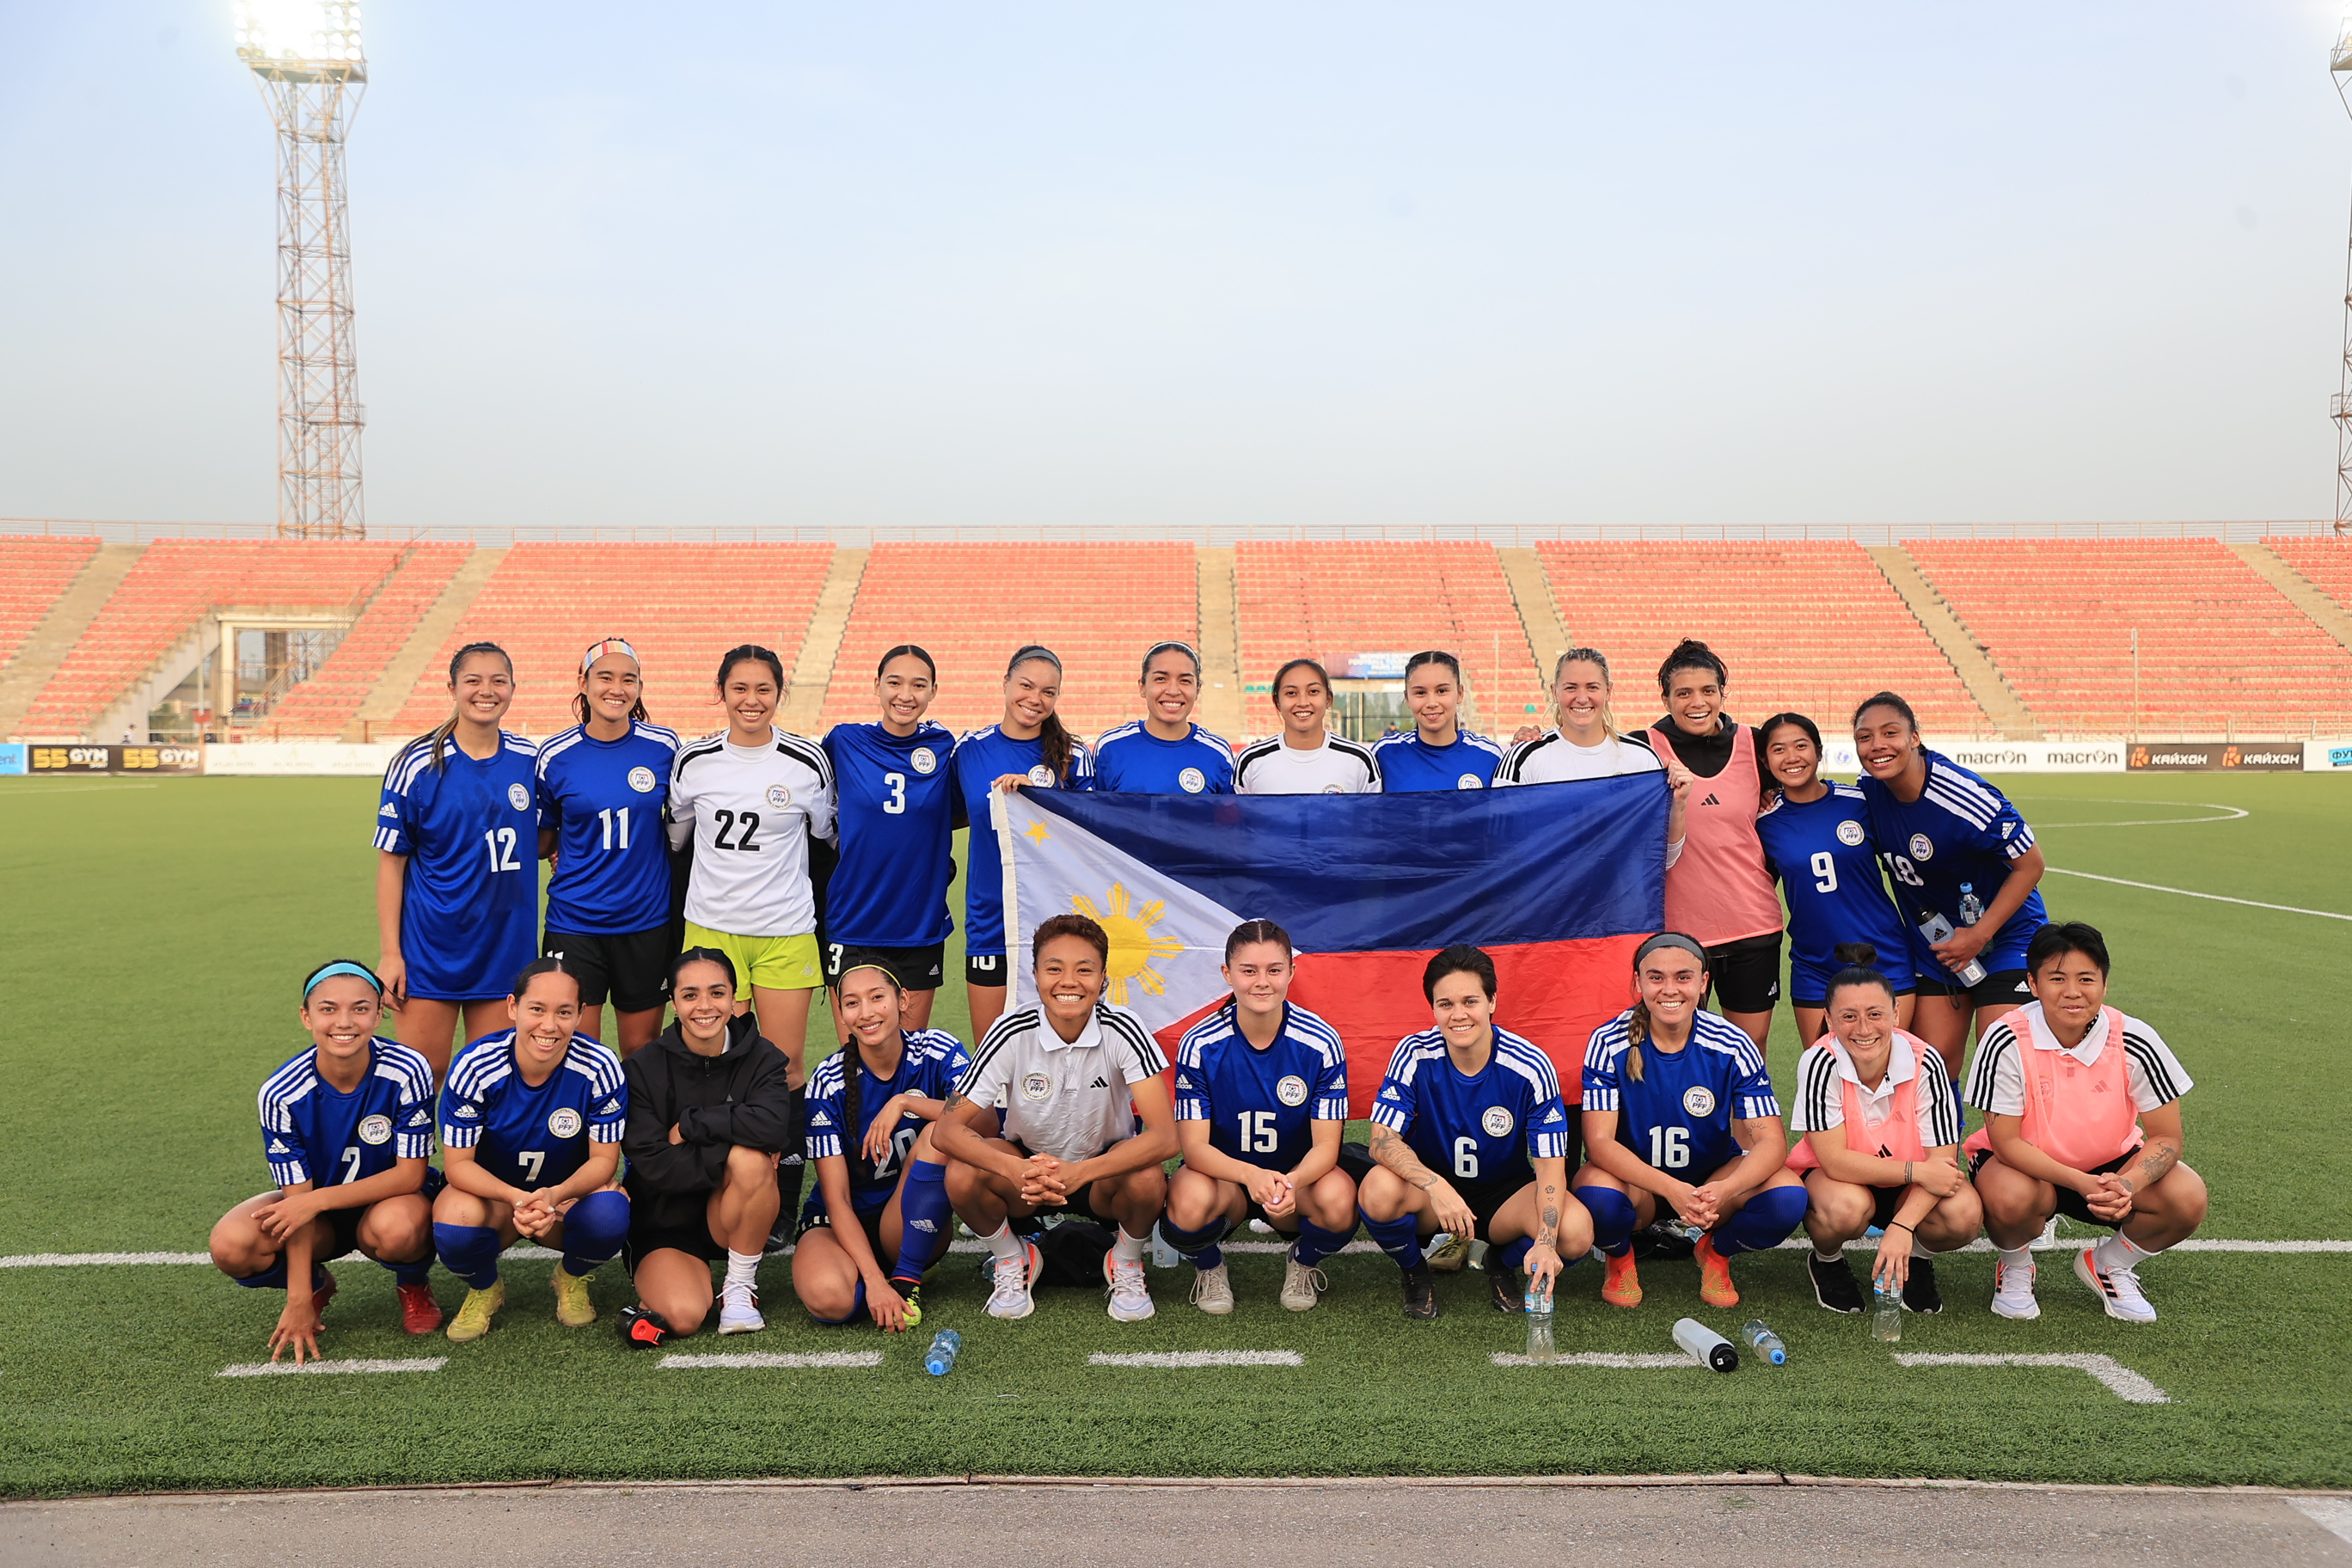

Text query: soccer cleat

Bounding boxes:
[1807,1253,1864,1314]
[717,1283,766,1335]
[616,1303,673,1348]
[1189,1260,1234,1315]
[1693,1232,1739,1309]
[1279,1245,1327,1313]
[1902,1256,1945,1315]
[1400,1261,1438,1320]
[2074,1246,2157,1324]
[1990,1254,2041,1320]
[549,1265,597,1328]
[895,1282,923,1328]
[1483,1246,1520,1314]
[306,1266,340,1320]
[445,1281,505,1344]
[985,1242,1041,1321]
[1105,1253,1156,1322]
[396,1279,443,1336]
[1425,1232,1471,1273]
[1602,1250,1645,1309]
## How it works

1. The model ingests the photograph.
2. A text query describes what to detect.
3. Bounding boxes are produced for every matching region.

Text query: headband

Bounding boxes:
[1145,640,1200,662]
[581,637,639,674]
[836,961,903,991]
[304,961,383,1000]
[1008,644,1062,672]
[1633,932,1707,968]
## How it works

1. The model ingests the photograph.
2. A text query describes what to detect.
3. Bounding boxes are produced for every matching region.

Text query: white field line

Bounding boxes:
[1773,1236,2352,1255]
[1893,1352,2168,1405]
[1490,1352,1698,1369]
[218,1357,446,1378]
[1087,1351,1303,1368]
[0,1251,212,1267]
[940,1238,1380,1256]
[0,784,162,798]
[2290,1498,2352,1545]
[659,1351,882,1370]
[2043,866,2351,921]
[2020,798,2251,827]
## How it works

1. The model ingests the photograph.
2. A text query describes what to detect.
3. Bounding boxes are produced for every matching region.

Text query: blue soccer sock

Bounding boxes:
[1582,1186,1639,1259]
[432,1223,501,1290]
[1712,1184,1810,1258]
[811,1277,867,1326]
[1498,1235,1534,1272]
[1290,1216,1355,1268]
[558,1191,629,1276]
[891,1161,952,1283]
[1362,1210,1425,1271]
[1159,1216,1231,1271]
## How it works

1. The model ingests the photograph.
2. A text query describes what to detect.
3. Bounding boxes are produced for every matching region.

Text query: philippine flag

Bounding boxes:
[996,775,1668,1113]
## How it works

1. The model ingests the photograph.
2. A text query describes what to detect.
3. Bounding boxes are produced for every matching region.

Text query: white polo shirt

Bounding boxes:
[1791,1032,1962,1148]
[956,1001,1168,1161]
[1234,732,1381,794]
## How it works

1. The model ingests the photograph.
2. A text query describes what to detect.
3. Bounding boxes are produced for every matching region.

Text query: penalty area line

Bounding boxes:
[1088,1351,1303,1368]
[659,1351,882,1370]
[1490,1352,1697,1369]
[219,1357,446,1377]
[1894,1352,2168,1405]
[2043,866,2351,922]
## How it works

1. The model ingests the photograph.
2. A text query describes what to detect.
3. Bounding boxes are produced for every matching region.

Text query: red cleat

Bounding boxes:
[397,1281,444,1335]
[308,1266,339,1320]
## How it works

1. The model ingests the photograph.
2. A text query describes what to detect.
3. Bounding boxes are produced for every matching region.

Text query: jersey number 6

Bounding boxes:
[1453,1136,1479,1179]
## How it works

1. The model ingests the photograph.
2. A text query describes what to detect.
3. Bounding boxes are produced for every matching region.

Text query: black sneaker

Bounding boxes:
[1400,1261,1438,1320]
[1902,1256,1945,1314]
[1808,1252,1865,1314]
[1483,1246,1520,1314]
[616,1304,674,1349]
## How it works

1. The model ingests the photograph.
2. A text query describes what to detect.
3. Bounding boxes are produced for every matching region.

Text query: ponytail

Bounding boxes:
[1622,1000,1649,1084]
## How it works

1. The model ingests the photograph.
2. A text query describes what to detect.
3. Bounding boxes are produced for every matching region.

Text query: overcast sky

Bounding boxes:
[2,2,2348,532]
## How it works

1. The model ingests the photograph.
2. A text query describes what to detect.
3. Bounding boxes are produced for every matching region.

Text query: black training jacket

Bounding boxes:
[621,1014,794,1233]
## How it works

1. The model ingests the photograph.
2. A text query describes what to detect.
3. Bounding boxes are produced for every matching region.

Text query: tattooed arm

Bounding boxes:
[1369,1122,1475,1239]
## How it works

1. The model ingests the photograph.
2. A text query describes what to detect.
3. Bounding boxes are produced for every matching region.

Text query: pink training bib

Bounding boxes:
[1787,1032,1935,1174]
[1647,722,1783,948]
[1962,1005,2144,1173]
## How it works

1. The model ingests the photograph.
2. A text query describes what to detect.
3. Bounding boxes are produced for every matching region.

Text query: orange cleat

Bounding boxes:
[1694,1232,1740,1309]
[1601,1249,1644,1308]
[397,1280,444,1336]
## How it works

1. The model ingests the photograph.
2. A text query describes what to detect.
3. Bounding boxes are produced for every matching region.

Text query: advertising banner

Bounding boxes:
[2125,742,2305,772]
[0,744,22,776]
[203,741,404,777]
[2307,740,2352,773]
[21,744,204,775]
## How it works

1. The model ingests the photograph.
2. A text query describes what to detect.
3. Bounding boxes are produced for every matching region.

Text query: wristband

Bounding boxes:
[1886,1221,1914,1234]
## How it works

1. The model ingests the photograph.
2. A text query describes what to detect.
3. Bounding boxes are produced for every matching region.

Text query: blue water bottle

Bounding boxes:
[923,1328,963,1376]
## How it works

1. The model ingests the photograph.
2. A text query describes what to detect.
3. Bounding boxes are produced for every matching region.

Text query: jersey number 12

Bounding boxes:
[481,826,521,873]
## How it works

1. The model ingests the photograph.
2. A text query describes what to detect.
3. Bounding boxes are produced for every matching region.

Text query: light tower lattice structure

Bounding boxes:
[238,2,367,539]
[2331,21,2352,533]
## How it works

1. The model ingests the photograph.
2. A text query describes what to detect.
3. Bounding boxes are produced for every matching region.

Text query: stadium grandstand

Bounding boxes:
[0,534,98,671]
[2264,536,2352,615]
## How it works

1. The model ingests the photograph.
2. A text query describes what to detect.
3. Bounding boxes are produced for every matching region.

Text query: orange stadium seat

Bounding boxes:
[1904,538,2352,736]
[0,535,100,671]
[1534,541,1992,738]
[2266,536,2352,617]
[817,542,1199,739]
[383,542,834,741]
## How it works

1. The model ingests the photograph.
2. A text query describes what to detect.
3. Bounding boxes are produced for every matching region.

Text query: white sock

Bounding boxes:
[983,1222,1024,1265]
[2093,1232,2156,1271]
[1997,1245,2032,1271]
[1813,1244,1843,1265]
[1112,1227,1148,1266]
[723,1250,762,1295]
[1912,1237,1932,1259]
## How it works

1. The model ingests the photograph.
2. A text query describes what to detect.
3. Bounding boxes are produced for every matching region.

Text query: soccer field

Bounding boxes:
[1,772,2346,1497]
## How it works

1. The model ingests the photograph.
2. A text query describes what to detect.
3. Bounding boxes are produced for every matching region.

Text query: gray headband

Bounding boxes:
[1634,932,1707,968]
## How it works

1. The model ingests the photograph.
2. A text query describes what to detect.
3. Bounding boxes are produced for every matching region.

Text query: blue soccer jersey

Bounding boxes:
[1093,720,1235,794]
[1755,780,1914,1002]
[1368,731,1507,792]
[1855,750,2049,985]
[376,733,542,1001]
[258,1038,438,1191]
[1369,1026,1570,1191]
[802,1028,972,1215]
[823,720,959,948]
[536,720,681,936]
[439,1029,628,1190]
[1173,1001,1350,1173]
[1582,1010,1779,1179]
[947,726,1095,958]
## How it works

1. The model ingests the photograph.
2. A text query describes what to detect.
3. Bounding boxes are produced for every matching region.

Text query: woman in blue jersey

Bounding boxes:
[1574,934,1808,1311]
[821,646,957,1030]
[1358,945,1589,1320]
[375,641,541,1081]
[1853,691,2049,1081]
[209,961,442,1363]
[1367,651,1507,792]
[788,963,971,1331]
[1094,641,1235,794]
[1163,920,1358,1314]
[949,645,1095,1040]
[1754,712,1916,1042]
[431,959,630,1343]
[536,640,682,1057]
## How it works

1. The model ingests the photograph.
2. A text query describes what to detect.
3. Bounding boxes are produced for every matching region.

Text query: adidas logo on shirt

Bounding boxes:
[1700,793,1721,807]
[266,1138,289,1155]
[810,1112,832,1128]
[453,1104,479,1119]
[599,1099,620,1115]
[378,803,398,818]
[1089,1076,1110,1089]
[407,1109,430,1126]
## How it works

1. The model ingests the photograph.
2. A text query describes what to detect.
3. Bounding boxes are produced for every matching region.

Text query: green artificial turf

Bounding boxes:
[0,772,2346,1495]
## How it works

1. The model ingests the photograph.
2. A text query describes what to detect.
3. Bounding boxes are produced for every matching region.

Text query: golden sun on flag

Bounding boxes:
[1069,883,1186,1006]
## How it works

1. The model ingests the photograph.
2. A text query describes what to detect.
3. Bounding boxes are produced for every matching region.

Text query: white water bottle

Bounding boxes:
[1673,1317,1739,1373]
[1918,910,1988,987]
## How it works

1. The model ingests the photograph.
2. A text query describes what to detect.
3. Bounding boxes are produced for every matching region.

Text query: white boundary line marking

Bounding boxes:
[1088,1351,1303,1368]
[2043,866,2351,921]
[1490,1352,1698,1369]
[1893,1353,2168,1404]
[658,1351,882,1370]
[2020,797,2251,827]
[0,784,162,798]
[0,1251,212,1267]
[218,1357,447,1378]
[1772,1236,2352,1254]
[2290,1498,2352,1544]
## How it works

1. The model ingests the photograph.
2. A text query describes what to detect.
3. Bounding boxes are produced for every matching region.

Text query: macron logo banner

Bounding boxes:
[996,775,1667,1113]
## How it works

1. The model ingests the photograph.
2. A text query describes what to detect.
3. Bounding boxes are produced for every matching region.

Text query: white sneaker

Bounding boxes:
[984,1242,1039,1321]
[717,1284,765,1335]
[1280,1246,1327,1312]
[2075,1246,2157,1323]
[2036,1216,2060,1249]
[1990,1254,2040,1320]
[1105,1253,1156,1322]
[1189,1260,1234,1315]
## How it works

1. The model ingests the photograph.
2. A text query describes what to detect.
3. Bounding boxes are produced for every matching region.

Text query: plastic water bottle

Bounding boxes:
[1673,1317,1739,1373]
[1917,911,1988,987]
[1150,1223,1179,1269]
[1741,1319,1788,1366]
[1871,1282,1904,1343]
[1522,1283,1557,1363]
[923,1328,963,1376]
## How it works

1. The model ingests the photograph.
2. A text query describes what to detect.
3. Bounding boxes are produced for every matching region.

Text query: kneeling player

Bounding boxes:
[1964,922,2207,1322]
[617,949,797,1344]
[1164,920,1357,1314]
[209,961,442,1363]
[1358,946,1588,1320]
[1788,946,1980,1315]
[934,914,1178,1323]
[432,959,630,1342]
[789,963,969,1331]
[1575,934,1808,1310]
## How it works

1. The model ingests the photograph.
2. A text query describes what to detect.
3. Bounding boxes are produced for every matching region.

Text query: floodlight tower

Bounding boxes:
[237,1,367,539]
[2332,21,2352,533]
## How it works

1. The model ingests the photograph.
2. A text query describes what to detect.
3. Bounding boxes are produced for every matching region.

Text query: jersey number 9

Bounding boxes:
[1810,851,1837,893]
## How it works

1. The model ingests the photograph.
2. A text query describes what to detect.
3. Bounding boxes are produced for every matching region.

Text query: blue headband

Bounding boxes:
[304,961,383,1000]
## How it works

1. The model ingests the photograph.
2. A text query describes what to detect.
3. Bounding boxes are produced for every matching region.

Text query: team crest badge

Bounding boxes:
[1322,784,1343,794]
[1837,819,1866,846]
[1908,832,1934,861]
[1480,1106,1514,1137]
[1179,767,1206,793]
[628,766,657,793]
[1681,1086,1716,1118]
[1456,775,1485,790]
[1020,1071,1053,1101]
[1026,764,1055,786]
[1276,1075,1309,1107]
[548,1108,583,1138]
[911,747,938,775]
[507,782,531,811]
[766,782,793,808]
[357,1114,393,1146]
